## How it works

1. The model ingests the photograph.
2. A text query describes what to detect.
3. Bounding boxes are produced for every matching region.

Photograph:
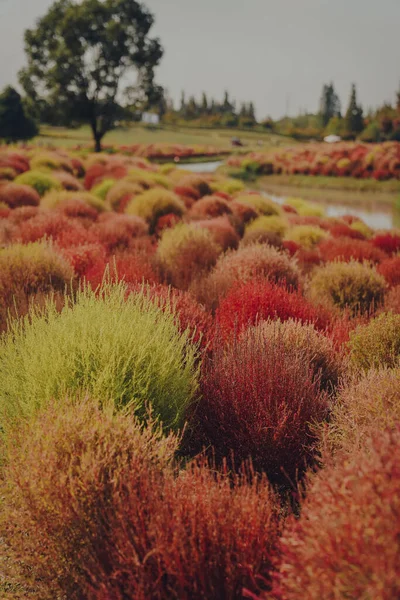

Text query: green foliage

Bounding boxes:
[92,178,116,200]
[285,197,325,217]
[348,312,400,370]
[359,121,381,142]
[343,84,364,138]
[236,194,280,216]
[246,215,288,237]
[126,188,185,233]
[0,86,38,142]
[319,82,341,128]
[285,225,328,249]
[0,282,199,434]
[41,190,106,212]
[308,261,387,314]
[19,0,163,151]
[15,170,62,196]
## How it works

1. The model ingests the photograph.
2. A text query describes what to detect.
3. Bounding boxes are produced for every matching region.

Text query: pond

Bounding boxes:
[182,161,398,230]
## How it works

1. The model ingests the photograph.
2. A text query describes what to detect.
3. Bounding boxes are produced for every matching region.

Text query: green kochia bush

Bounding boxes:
[348,312,400,370]
[0,283,199,434]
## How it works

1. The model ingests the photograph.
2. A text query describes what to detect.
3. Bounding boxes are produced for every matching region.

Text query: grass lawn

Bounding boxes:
[34,124,292,153]
[252,174,400,208]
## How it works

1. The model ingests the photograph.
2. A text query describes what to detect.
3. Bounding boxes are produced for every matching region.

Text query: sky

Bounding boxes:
[0,0,399,120]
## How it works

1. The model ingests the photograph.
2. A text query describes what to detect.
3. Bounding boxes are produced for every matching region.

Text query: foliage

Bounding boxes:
[126,188,185,233]
[274,427,400,600]
[157,223,221,290]
[0,86,37,142]
[0,183,40,209]
[284,225,328,249]
[20,0,163,151]
[0,283,199,434]
[348,312,400,370]
[308,260,387,314]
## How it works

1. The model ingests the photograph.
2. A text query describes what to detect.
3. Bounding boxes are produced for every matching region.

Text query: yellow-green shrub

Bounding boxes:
[350,220,373,239]
[126,188,185,233]
[246,215,288,237]
[285,197,325,217]
[284,225,328,249]
[30,152,73,173]
[235,194,280,216]
[15,170,62,197]
[308,261,387,314]
[41,190,106,212]
[0,282,199,434]
[92,178,116,200]
[348,312,400,370]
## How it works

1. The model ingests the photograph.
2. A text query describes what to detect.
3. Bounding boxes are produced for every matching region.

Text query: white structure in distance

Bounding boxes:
[142,112,160,125]
[323,134,342,143]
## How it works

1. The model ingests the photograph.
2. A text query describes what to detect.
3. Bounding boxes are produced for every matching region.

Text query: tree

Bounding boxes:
[201,92,208,115]
[19,0,163,152]
[319,83,341,127]
[344,84,364,138]
[396,81,400,112]
[0,86,38,143]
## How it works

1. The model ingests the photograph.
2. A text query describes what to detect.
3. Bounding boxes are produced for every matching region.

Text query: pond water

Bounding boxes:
[178,160,224,173]
[182,161,398,230]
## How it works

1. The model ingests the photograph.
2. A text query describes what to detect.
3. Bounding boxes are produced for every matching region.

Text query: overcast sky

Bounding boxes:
[0,0,399,119]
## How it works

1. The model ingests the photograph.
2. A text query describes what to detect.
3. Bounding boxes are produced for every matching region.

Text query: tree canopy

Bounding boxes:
[0,86,38,143]
[19,0,163,151]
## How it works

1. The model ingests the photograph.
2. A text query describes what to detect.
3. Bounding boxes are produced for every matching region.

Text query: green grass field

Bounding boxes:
[35,124,291,152]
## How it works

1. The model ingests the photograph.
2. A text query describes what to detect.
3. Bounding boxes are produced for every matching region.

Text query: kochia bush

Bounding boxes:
[0,283,199,434]
[348,312,400,370]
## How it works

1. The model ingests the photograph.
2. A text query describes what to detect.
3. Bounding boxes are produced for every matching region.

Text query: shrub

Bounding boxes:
[106,180,143,211]
[41,190,106,213]
[0,183,40,208]
[285,197,324,217]
[274,427,400,600]
[193,216,240,251]
[200,244,300,310]
[126,188,185,234]
[188,330,328,483]
[326,368,400,455]
[215,280,329,338]
[327,222,365,239]
[179,174,212,197]
[15,210,97,247]
[230,200,259,225]
[52,171,83,191]
[385,284,400,314]
[350,220,373,238]
[91,178,116,200]
[235,194,280,216]
[308,260,387,314]
[246,215,288,237]
[0,241,73,330]
[318,237,386,263]
[378,256,400,287]
[85,252,159,288]
[188,195,233,219]
[157,223,221,290]
[371,232,400,255]
[60,243,107,279]
[284,225,328,249]
[241,229,283,249]
[15,170,62,196]
[249,319,344,393]
[0,283,199,433]
[3,399,280,600]
[93,213,149,253]
[8,205,39,224]
[30,152,73,173]
[348,312,400,370]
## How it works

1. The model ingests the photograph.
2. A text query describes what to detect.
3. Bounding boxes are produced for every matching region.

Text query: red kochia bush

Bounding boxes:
[193,216,240,251]
[85,252,159,289]
[215,280,329,338]
[137,284,213,350]
[60,243,107,278]
[4,400,280,600]
[188,195,233,219]
[0,183,40,208]
[371,232,400,255]
[189,331,328,483]
[273,427,400,600]
[326,222,365,239]
[15,211,97,246]
[93,213,149,253]
[318,238,386,264]
[378,256,400,287]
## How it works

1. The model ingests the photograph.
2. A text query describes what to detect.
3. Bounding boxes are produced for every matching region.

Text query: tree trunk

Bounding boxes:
[94,135,102,153]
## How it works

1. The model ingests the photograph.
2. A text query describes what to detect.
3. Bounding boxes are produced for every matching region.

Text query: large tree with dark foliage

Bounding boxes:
[344,84,364,138]
[19,0,163,151]
[0,86,38,143]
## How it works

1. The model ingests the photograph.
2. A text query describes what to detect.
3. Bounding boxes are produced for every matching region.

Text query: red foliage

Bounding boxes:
[215,280,329,338]
[154,212,181,236]
[273,427,400,599]
[326,222,365,239]
[93,214,149,253]
[193,217,240,251]
[0,183,40,208]
[384,285,400,314]
[8,205,39,224]
[85,252,158,288]
[377,256,400,287]
[282,204,298,214]
[60,243,107,278]
[230,200,259,225]
[189,195,233,219]
[55,198,99,222]
[187,332,328,483]
[4,398,281,600]
[371,232,400,255]
[282,240,300,256]
[318,238,386,264]
[173,185,201,201]
[14,211,97,246]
